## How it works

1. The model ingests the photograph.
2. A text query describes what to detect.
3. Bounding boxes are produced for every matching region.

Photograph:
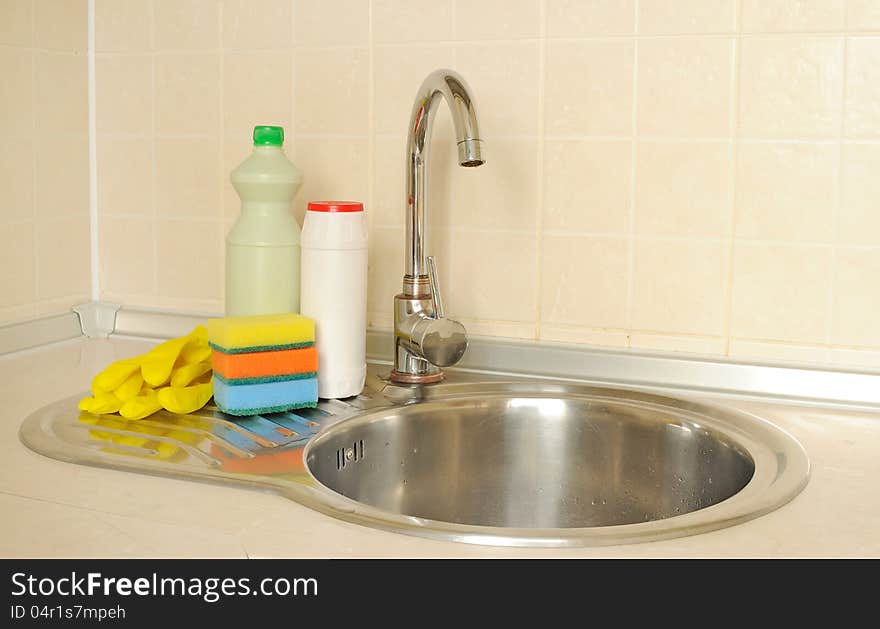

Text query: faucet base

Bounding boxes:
[389,369,445,385]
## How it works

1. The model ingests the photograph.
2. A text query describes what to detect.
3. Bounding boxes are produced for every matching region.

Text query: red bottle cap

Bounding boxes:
[307,201,364,213]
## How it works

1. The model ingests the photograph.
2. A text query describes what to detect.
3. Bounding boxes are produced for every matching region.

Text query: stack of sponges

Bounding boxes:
[208,313,319,416]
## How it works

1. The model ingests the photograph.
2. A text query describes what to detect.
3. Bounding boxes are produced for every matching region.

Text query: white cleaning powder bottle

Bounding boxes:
[300,201,368,399]
[226,125,303,317]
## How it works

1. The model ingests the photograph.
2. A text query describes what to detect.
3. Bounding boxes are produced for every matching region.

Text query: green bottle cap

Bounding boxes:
[253,125,284,146]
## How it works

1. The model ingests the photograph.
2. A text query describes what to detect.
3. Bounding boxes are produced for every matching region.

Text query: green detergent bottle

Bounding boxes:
[226,125,303,316]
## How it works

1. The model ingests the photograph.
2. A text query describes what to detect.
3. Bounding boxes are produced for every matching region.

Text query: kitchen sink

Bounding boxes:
[20,365,809,547]
[304,380,808,546]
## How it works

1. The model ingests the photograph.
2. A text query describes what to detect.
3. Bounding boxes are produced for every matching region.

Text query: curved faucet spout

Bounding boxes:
[405,69,484,292]
[391,69,484,384]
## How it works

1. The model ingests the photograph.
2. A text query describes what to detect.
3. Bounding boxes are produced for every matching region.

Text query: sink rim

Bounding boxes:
[18,370,811,549]
[302,381,810,548]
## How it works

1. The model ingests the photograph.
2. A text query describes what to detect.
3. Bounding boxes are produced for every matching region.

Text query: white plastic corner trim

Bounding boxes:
[72,301,121,338]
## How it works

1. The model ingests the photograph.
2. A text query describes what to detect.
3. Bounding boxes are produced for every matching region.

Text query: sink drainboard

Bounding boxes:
[20,394,361,488]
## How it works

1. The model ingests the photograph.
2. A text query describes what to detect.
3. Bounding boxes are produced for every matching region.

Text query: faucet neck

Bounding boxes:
[404,69,483,296]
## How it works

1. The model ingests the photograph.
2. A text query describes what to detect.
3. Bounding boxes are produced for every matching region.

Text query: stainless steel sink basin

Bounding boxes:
[304,381,809,546]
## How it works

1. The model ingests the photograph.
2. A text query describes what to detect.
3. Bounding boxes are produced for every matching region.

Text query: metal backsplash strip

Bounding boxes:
[114,307,221,340]
[368,331,880,408]
[0,313,83,356]
[8,303,880,407]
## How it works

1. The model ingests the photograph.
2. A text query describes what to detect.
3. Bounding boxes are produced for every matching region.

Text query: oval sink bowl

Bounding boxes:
[305,383,809,547]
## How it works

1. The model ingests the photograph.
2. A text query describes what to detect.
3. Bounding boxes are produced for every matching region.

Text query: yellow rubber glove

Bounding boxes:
[91,357,140,393]
[157,380,214,415]
[78,391,123,414]
[80,325,213,421]
[81,360,138,412]
[140,325,207,387]
[119,388,162,420]
[113,370,144,402]
[181,325,211,363]
[170,360,212,387]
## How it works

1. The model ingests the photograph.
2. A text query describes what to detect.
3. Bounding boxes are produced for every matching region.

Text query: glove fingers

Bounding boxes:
[113,370,144,402]
[140,336,190,387]
[140,326,211,387]
[78,391,123,415]
[87,326,213,422]
[119,388,162,420]
[91,358,140,393]
[157,381,213,415]
[181,325,210,363]
[170,359,212,387]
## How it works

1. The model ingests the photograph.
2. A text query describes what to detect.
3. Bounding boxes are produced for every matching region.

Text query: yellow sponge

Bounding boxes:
[207,313,315,354]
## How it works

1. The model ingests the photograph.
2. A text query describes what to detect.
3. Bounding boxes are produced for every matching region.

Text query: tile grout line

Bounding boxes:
[83,129,880,144]
[149,217,880,250]
[75,31,880,53]
[367,0,375,227]
[534,0,547,341]
[829,35,849,346]
[624,1,640,346]
[149,1,158,300]
[87,0,99,302]
[29,3,38,313]
[290,0,296,186]
[218,2,225,307]
[723,0,744,357]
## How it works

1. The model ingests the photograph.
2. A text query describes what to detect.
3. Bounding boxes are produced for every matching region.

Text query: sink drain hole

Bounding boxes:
[336,440,365,470]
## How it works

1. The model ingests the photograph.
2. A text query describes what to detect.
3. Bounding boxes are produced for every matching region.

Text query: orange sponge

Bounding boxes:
[212,346,318,382]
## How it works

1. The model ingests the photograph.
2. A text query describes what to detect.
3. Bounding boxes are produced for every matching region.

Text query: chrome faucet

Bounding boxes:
[389,69,485,384]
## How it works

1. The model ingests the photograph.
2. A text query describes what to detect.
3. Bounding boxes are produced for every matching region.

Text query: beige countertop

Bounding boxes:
[2,336,879,558]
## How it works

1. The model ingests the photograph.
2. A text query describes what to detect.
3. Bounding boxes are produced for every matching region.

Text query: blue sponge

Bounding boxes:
[213,376,318,416]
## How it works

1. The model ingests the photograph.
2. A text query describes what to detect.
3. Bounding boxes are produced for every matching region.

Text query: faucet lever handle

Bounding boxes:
[426,256,445,318]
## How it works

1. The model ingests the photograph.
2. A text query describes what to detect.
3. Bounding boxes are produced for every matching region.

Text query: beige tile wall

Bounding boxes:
[93,0,880,369]
[0,0,90,325]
